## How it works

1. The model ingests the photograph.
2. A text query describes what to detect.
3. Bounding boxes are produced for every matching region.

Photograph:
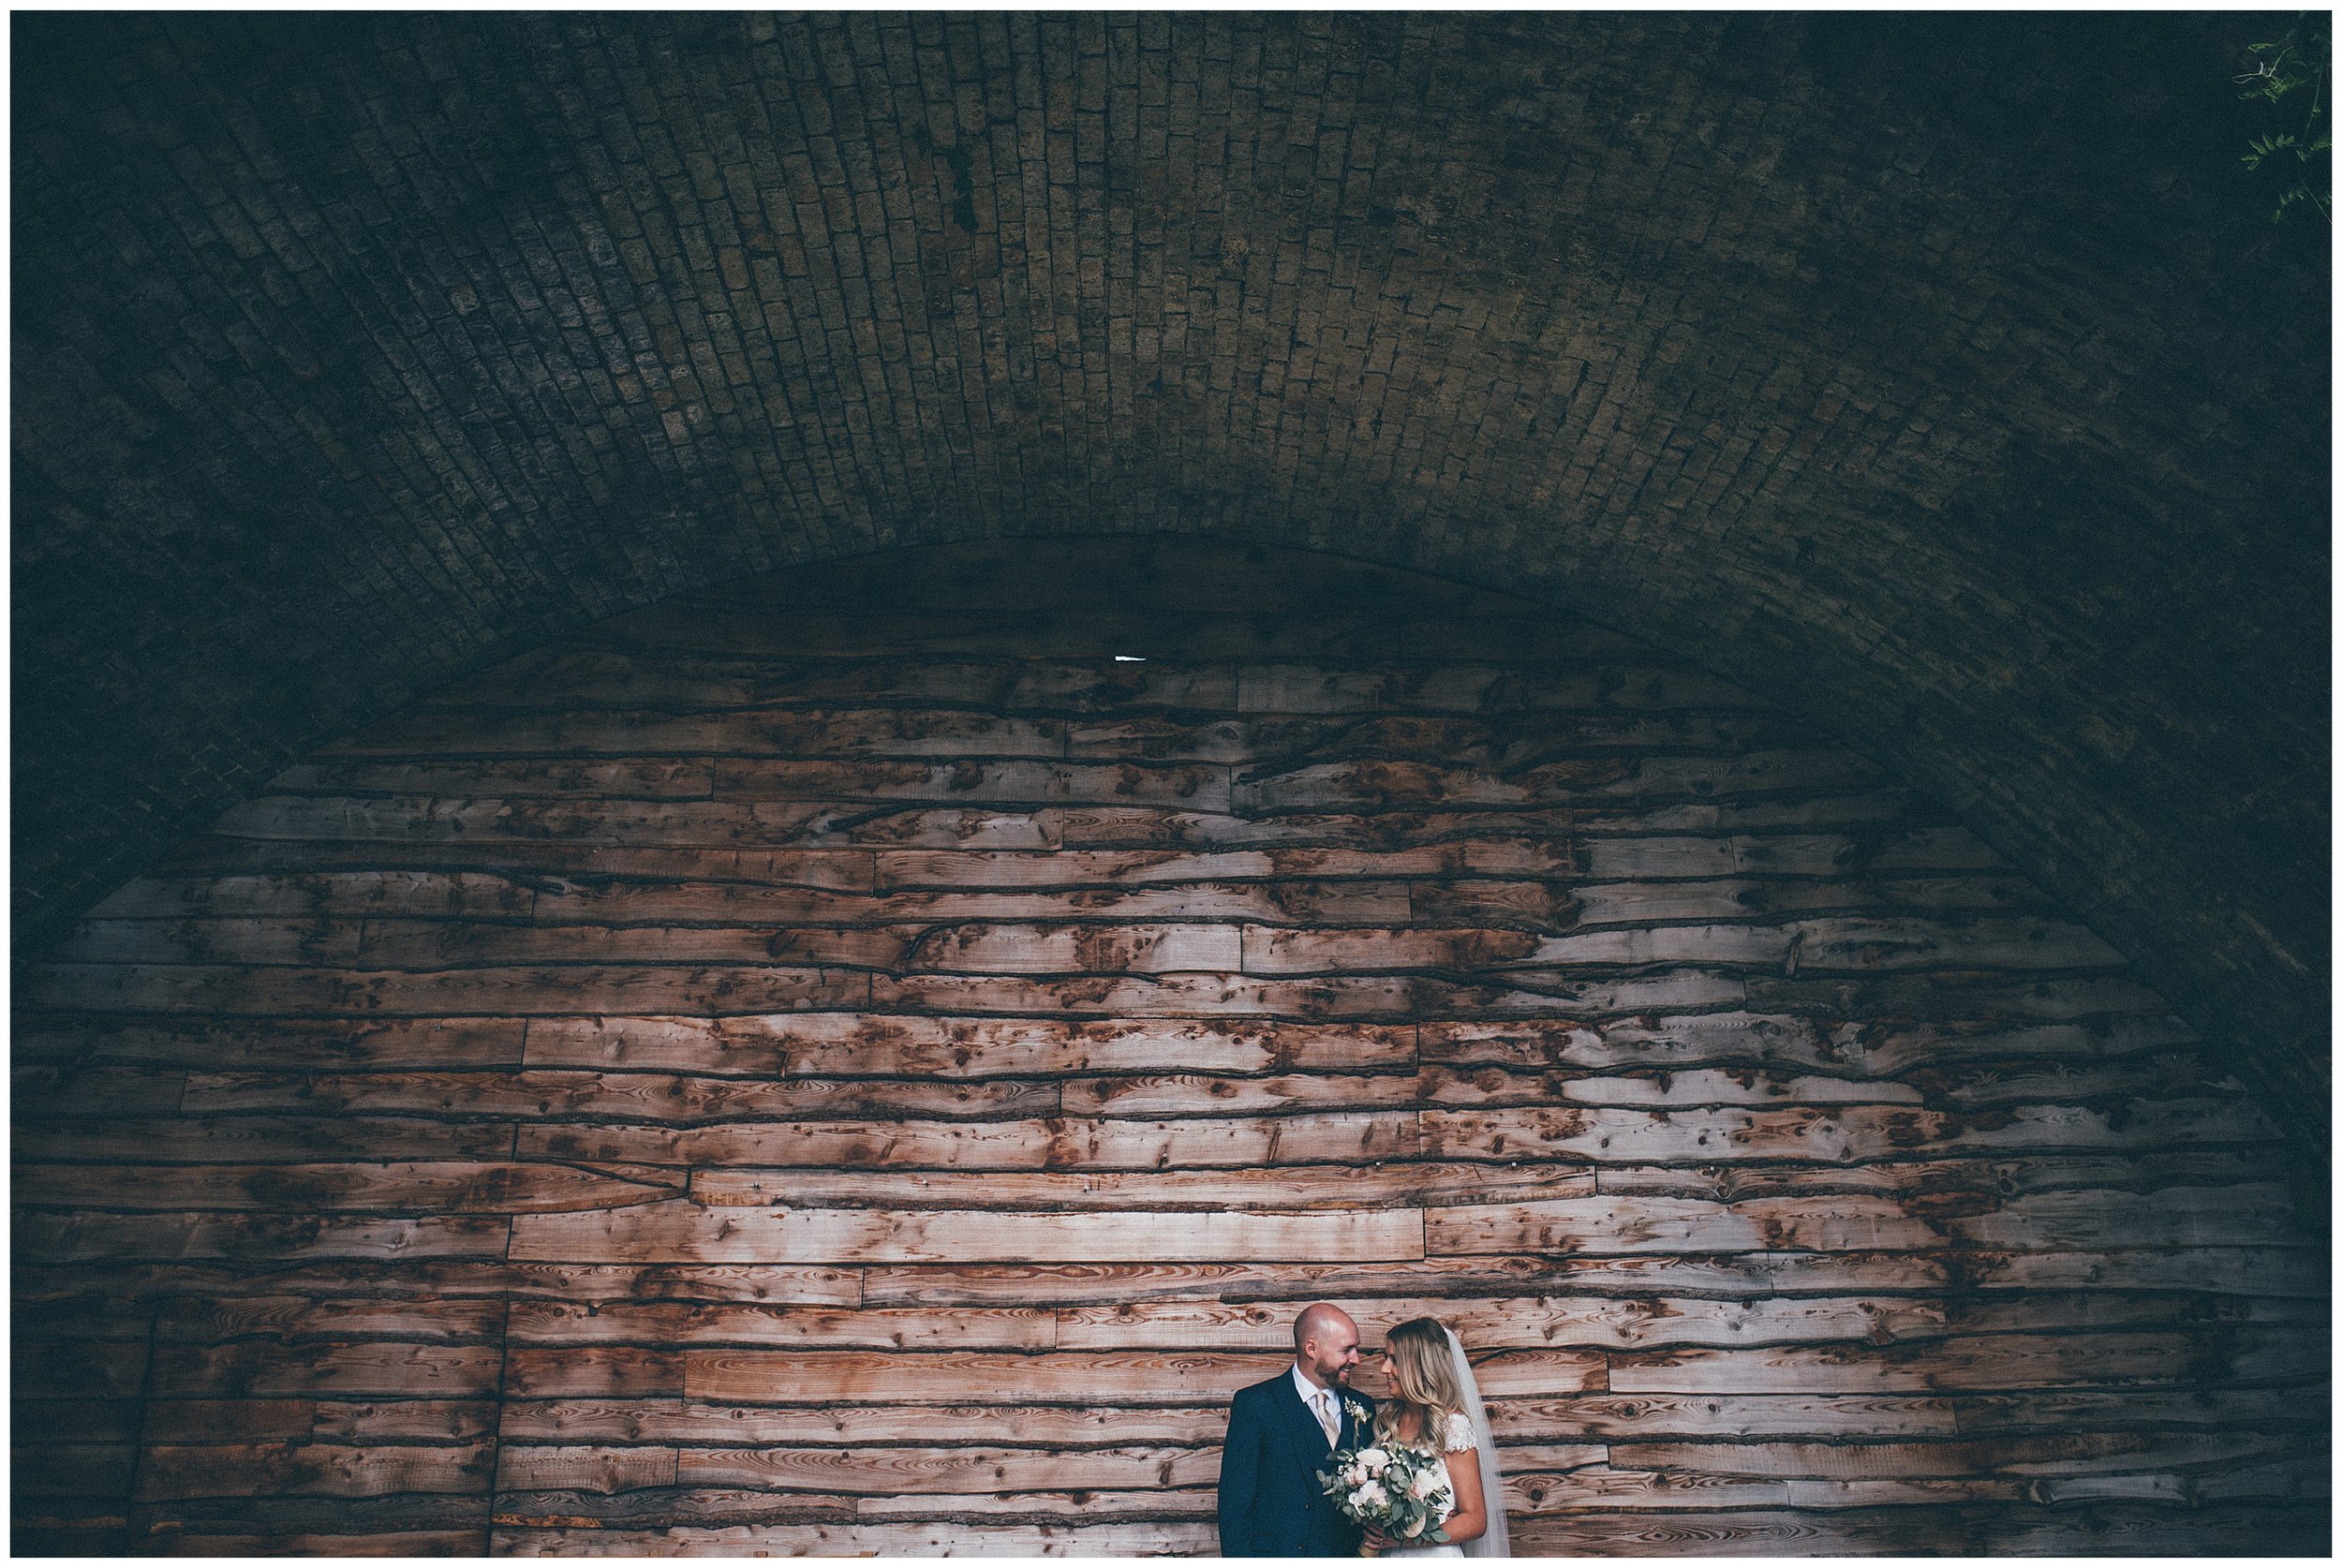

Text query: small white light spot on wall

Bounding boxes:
[1113,655,1146,661]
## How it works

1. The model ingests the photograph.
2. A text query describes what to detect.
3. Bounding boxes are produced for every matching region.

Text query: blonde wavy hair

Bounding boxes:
[1373,1315,1462,1448]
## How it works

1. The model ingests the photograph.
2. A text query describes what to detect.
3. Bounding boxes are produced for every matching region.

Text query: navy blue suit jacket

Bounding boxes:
[1216,1370,1374,1557]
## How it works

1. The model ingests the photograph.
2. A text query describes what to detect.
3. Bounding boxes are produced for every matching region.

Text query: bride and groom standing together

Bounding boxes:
[1216,1304,1510,1559]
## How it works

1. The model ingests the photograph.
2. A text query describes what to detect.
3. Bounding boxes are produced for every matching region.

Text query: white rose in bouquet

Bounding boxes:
[1318,1439,1454,1552]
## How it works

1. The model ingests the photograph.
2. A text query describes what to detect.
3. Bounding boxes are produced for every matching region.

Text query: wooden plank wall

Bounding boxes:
[15,546,2328,1555]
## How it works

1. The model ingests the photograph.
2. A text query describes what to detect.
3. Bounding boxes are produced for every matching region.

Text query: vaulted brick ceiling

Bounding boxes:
[12,13,2329,1150]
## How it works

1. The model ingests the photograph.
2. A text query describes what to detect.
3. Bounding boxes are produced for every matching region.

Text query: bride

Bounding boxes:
[1359,1316,1510,1559]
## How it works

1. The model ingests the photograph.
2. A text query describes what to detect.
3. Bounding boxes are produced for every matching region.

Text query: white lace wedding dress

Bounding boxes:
[1378,1409,1478,1559]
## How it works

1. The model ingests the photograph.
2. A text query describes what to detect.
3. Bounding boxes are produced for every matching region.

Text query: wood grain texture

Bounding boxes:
[14,596,2316,1555]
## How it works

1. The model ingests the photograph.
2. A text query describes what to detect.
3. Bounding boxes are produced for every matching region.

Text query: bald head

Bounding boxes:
[1291,1302,1361,1390]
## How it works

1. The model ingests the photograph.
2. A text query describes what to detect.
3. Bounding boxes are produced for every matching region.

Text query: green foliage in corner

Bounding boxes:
[2237,16,2331,223]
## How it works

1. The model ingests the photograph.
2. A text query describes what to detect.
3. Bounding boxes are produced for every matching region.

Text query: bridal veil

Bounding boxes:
[1444,1326,1510,1558]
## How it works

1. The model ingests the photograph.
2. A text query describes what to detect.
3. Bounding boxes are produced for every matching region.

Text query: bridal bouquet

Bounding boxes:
[1317,1440,1453,1550]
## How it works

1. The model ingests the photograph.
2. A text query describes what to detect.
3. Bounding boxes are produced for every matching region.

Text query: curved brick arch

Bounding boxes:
[12,13,2326,1162]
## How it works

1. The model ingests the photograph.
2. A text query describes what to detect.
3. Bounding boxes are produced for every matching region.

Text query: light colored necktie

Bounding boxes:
[1313,1390,1338,1444]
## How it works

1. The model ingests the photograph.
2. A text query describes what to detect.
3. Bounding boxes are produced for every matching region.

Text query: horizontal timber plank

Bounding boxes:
[1428,1193,1949,1255]
[138,1529,486,1555]
[145,803,1986,873]
[149,840,879,889]
[1239,917,2126,976]
[849,1486,1218,1522]
[143,1398,497,1443]
[897,922,1245,975]
[1992,1501,2329,1552]
[494,1399,1227,1447]
[666,1442,1216,1494]
[1552,873,2053,925]
[11,1398,143,1443]
[213,796,855,846]
[667,1348,1582,1405]
[1427,1183,2305,1256]
[1608,1427,2312,1479]
[520,1111,1422,1170]
[1957,1248,2326,1295]
[1048,1294,1946,1351]
[88,872,539,921]
[13,1116,519,1165]
[527,878,1415,927]
[1607,1325,2319,1393]
[1031,804,1911,852]
[1421,1099,2280,1167]
[1948,1384,2330,1436]
[1505,1501,2320,1555]
[15,1260,862,1307]
[1742,969,2177,1021]
[1580,1150,2275,1202]
[15,1211,511,1264]
[15,1293,157,1341]
[685,1162,1594,1211]
[1056,1070,1417,1116]
[1573,825,2007,880]
[155,1295,506,1344]
[1416,1012,2201,1076]
[15,1339,148,1398]
[1425,1064,1924,1108]
[14,1065,186,1117]
[1939,1185,2307,1250]
[1492,1392,1960,1442]
[1901,1055,2232,1107]
[13,1442,139,1499]
[495,1446,680,1497]
[135,1442,495,1501]
[507,1302,1058,1351]
[11,1016,527,1071]
[518,1014,1418,1077]
[509,1202,1426,1264]
[855,1252,1970,1309]
[269,757,714,796]
[1229,748,1882,811]
[149,1340,504,1398]
[22,963,869,1016]
[1505,1465,1796,1510]
[714,758,1234,809]
[869,969,1753,1017]
[54,918,917,972]
[503,1347,683,1398]
[180,1070,1051,1121]
[14,1161,682,1214]
[490,1520,1223,1556]
[872,841,1579,890]
[7,1525,131,1557]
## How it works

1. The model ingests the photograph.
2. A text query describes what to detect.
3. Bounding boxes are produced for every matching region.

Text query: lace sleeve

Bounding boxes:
[1443,1410,1476,1453]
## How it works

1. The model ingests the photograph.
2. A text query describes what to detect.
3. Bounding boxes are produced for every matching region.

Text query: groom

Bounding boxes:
[1216,1302,1375,1557]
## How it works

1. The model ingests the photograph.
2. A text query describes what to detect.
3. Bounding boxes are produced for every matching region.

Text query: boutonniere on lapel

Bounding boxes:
[1342,1397,1370,1427]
